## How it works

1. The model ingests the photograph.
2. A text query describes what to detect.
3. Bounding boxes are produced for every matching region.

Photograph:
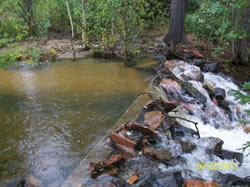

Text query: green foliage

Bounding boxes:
[233,82,250,155]
[186,0,250,42]
[240,141,250,156]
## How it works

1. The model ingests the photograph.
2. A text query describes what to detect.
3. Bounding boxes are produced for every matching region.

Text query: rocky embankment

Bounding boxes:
[76,54,250,187]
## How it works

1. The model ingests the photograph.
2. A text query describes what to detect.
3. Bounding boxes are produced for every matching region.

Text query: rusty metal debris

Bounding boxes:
[89,154,124,178]
[184,180,220,187]
[127,175,139,184]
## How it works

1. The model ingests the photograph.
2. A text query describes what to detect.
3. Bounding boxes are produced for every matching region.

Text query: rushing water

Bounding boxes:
[0,58,153,185]
[162,60,250,180]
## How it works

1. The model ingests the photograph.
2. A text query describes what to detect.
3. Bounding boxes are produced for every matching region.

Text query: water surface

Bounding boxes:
[0,58,152,185]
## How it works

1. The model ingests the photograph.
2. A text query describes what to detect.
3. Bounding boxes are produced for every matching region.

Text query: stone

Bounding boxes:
[181,81,207,104]
[160,79,182,94]
[216,149,243,165]
[153,173,178,187]
[173,125,199,137]
[201,62,219,73]
[217,99,231,112]
[181,70,204,82]
[200,137,224,155]
[162,100,178,113]
[203,81,215,98]
[26,175,43,187]
[214,88,226,100]
[144,111,163,130]
[214,172,250,187]
[153,55,166,64]
[164,60,177,70]
[154,148,173,161]
[179,140,197,153]
[181,103,199,115]
[193,59,204,67]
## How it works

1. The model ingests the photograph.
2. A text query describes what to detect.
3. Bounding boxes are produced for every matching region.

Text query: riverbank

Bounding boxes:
[1,32,249,85]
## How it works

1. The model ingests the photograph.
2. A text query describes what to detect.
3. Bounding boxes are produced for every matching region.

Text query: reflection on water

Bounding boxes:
[0,58,151,185]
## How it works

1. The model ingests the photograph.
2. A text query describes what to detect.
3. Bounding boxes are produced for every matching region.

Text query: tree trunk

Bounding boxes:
[65,0,74,39]
[232,6,250,64]
[163,0,188,49]
[65,0,76,60]
[21,0,33,35]
[82,0,87,48]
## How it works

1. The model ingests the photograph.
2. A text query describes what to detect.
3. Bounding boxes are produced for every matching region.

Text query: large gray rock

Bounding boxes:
[200,137,224,155]
[201,62,219,73]
[214,172,250,187]
[152,174,178,187]
[216,149,244,165]
[179,140,197,153]
[214,88,226,100]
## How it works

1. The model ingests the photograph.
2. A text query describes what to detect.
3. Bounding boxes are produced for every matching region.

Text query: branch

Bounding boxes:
[169,116,200,138]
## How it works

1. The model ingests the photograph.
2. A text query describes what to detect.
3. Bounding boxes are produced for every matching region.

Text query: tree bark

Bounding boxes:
[82,0,87,48]
[65,0,74,39]
[232,6,250,64]
[163,0,188,49]
[65,0,76,60]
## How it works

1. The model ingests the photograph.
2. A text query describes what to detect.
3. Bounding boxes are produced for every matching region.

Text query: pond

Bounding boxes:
[0,58,153,186]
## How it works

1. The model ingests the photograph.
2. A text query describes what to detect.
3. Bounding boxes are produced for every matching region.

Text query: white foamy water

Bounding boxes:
[164,60,250,179]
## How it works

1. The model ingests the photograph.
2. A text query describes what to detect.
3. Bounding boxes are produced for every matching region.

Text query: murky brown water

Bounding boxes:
[0,58,152,185]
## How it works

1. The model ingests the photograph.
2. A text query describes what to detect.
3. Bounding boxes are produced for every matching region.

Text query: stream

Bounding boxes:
[0,57,153,186]
[160,60,250,181]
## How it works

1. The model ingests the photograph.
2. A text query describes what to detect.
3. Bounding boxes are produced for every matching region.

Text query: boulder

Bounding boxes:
[179,140,197,153]
[214,88,226,100]
[216,149,243,165]
[153,173,179,187]
[160,79,182,94]
[214,172,250,187]
[201,62,219,73]
[181,81,207,104]
[200,137,224,155]
[193,59,204,67]
[173,125,199,138]
[217,99,231,112]
[181,70,204,82]
[203,81,215,98]
[164,60,177,71]
[154,148,173,161]
[181,103,200,115]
